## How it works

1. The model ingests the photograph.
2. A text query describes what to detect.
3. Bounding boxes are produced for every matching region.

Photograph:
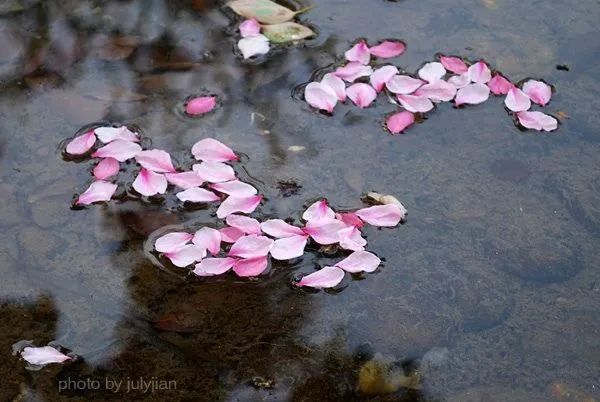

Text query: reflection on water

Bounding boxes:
[0,0,599,400]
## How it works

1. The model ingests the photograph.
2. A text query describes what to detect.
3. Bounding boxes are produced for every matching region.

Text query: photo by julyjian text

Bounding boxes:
[58,377,177,394]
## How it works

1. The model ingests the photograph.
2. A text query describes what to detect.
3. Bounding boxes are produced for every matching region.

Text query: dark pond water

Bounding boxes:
[1,0,599,400]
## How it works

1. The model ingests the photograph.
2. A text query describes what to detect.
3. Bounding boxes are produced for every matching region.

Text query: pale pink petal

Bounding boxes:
[135,149,176,173]
[66,131,96,155]
[455,83,490,106]
[94,126,139,143]
[386,110,415,134]
[226,214,262,235]
[386,75,424,95]
[414,80,457,102]
[21,346,71,365]
[439,55,468,74]
[260,219,306,238]
[239,18,261,38]
[155,232,193,253]
[209,180,257,197]
[176,187,220,203]
[232,256,268,277]
[165,244,206,267]
[303,218,348,245]
[397,94,434,113]
[76,180,117,205]
[192,227,222,255]
[333,62,373,82]
[228,234,274,259]
[516,111,558,132]
[369,40,406,58]
[335,250,381,273]
[220,226,245,243]
[216,195,262,219]
[338,226,367,251]
[504,87,531,112]
[346,83,377,108]
[302,199,335,222]
[269,235,308,260]
[522,79,552,106]
[418,62,446,83]
[335,212,364,228]
[185,96,217,116]
[321,73,346,101]
[368,65,397,92]
[447,73,470,89]
[93,157,119,180]
[487,74,513,95]
[193,162,236,183]
[238,34,269,59]
[92,139,142,162]
[467,61,492,84]
[355,204,405,227]
[191,138,238,162]
[132,169,167,196]
[193,257,236,276]
[164,171,205,189]
[344,40,370,65]
[296,266,345,288]
[305,82,337,113]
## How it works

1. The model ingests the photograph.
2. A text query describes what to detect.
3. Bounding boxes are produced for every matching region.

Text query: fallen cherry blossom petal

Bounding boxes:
[192,227,221,255]
[303,199,335,222]
[238,34,269,59]
[335,250,381,273]
[191,138,238,162]
[335,212,364,228]
[516,111,558,131]
[185,96,217,116]
[344,40,370,65]
[93,157,119,180]
[135,149,176,173]
[338,226,367,251]
[193,162,236,183]
[260,219,306,238]
[386,110,415,134]
[209,180,257,197]
[155,232,193,253]
[92,139,142,162]
[487,74,513,95]
[522,79,552,106]
[455,83,490,106]
[355,204,405,227]
[305,82,338,113]
[220,226,245,243]
[467,61,492,84]
[270,235,308,260]
[386,75,424,94]
[228,234,274,259]
[165,244,206,267]
[346,83,377,108]
[333,62,373,82]
[418,62,446,83]
[66,131,96,155]
[415,80,457,102]
[369,40,406,58]
[216,195,262,218]
[439,55,468,74]
[505,87,531,112]
[303,218,348,245]
[397,94,434,113]
[193,257,236,276]
[176,187,220,203]
[21,346,71,365]
[370,65,399,92]
[239,18,261,37]
[448,73,470,89]
[233,256,268,277]
[133,168,167,196]
[321,73,346,101]
[297,266,345,288]
[94,126,139,143]
[226,214,262,235]
[164,171,205,189]
[76,180,117,205]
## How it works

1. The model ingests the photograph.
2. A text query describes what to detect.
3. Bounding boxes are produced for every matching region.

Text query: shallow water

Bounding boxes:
[1,0,599,400]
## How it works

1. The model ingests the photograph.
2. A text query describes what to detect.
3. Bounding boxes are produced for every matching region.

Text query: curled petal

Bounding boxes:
[418,62,446,83]
[176,187,220,203]
[397,94,434,113]
[76,180,117,205]
[209,180,257,197]
[487,74,513,95]
[414,80,457,102]
[516,111,558,132]
[369,40,405,58]
[219,226,245,243]
[370,65,399,92]
[439,55,468,74]
[233,256,269,277]
[155,232,193,253]
[305,82,338,113]
[335,250,381,273]
[216,195,262,219]
[303,199,335,222]
[346,83,377,108]
[132,169,167,196]
[447,73,470,89]
[260,219,305,238]
[296,266,345,288]
[355,204,405,227]
[335,212,364,228]
[164,171,204,189]
[504,87,531,112]
[338,226,367,252]
[191,138,238,162]
[333,62,373,82]
[21,346,71,365]
[522,79,552,106]
[240,18,261,37]
[165,244,206,267]
[193,162,236,183]
[94,126,139,143]
[193,257,236,276]
[66,131,96,155]
[386,110,415,134]
[344,40,370,65]
[226,214,262,235]
[228,234,274,259]
[467,61,492,84]
[92,139,142,162]
[135,149,176,173]
[93,157,119,180]
[321,73,346,101]
[455,83,490,106]
[386,75,424,95]
[238,34,269,59]
[270,235,309,260]
[185,96,217,116]
[303,218,348,245]
[192,227,222,255]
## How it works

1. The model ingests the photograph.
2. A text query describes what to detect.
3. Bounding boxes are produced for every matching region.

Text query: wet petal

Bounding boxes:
[93,157,119,180]
[164,171,205,189]
[504,87,531,112]
[94,126,139,143]
[386,75,424,95]
[260,219,306,238]
[303,218,348,245]
[226,214,262,235]
[321,73,346,101]
[191,138,238,162]
[193,257,236,276]
[269,235,308,260]
[487,74,513,95]
[296,266,345,288]
[239,18,261,37]
[397,94,434,113]
[66,131,96,155]
[233,256,269,277]
[346,83,377,108]
[21,346,71,365]
[92,139,142,162]
[338,226,367,251]
[467,61,491,84]
[370,65,399,92]
[302,199,335,222]
[335,250,381,273]
[193,162,236,183]
[522,79,552,106]
[369,40,405,58]
[334,62,373,82]
[176,187,220,203]
[455,83,490,106]
[216,195,262,218]
[516,111,558,131]
[219,226,245,243]
[305,82,338,113]
[209,180,257,197]
[135,149,176,173]
[192,227,222,255]
[386,110,415,134]
[155,232,193,253]
[238,34,269,59]
[355,204,405,227]
[185,96,217,116]
[344,40,370,64]
[418,62,446,83]
[228,234,274,259]
[414,80,457,102]
[439,55,468,74]
[335,212,364,228]
[76,180,117,205]
[448,73,471,89]
[165,244,206,267]
[132,169,167,196]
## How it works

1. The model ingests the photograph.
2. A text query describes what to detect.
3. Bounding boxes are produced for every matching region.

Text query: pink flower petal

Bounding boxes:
[21,346,71,365]
[448,73,470,89]
[344,40,370,65]
[216,195,262,219]
[302,199,335,222]
[209,180,257,197]
[185,96,217,116]
[93,157,119,180]
[321,73,346,101]
[386,110,415,134]
[226,214,262,235]
[397,94,434,113]
[193,162,236,183]
[232,256,269,277]
[76,180,117,205]
[355,204,405,227]
[192,227,222,255]
[269,235,308,260]
[386,75,424,94]
[228,234,274,259]
[219,226,245,243]
[66,131,96,155]
[155,232,193,253]
[439,55,468,74]
[260,219,306,238]
[522,79,552,106]
[176,187,220,203]
[369,40,406,58]
[346,83,377,108]
[305,82,338,113]
[296,266,345,288]
[418,62,446,83]
[238,34,269,59]
[165,244,206,267]
[414,80,457,102]
[303,218,348,245]
[335,250,381,273]
[467,61,492,84]
[94,126,139,143]
[193,257,236,276]
[92,139,142,162]
[516,111,558,131]
[191,138,238,162]
[335,212,364,228]
[333,62,373,82]
[370,65,399,92]
[504,87,531,112]
[164,171,205,189]
[135,149,176,173]
[338,226,367,251]
[132,168,167,196]
[487,74,513,95]
[240,18,260,37]
[455,83,490,106]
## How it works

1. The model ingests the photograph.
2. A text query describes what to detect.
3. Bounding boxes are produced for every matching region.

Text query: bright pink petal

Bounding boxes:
[369,65,399,92]
[386,75,424,95]
[155,232,193,253]
[92,139,142,162]
[397,94,434,113]
[487,74,513,95]
[335,212,364,228]
[176,187,220,203]
[21,346,71,365]
[209,180,257,197]
[93,157,119,180]
[164,171,205,189]
[226,214,262,235]
[455,83,490,106]
[303,199,335,222]
[344,40,370,65]
[321,73,346,101]
[132,168,167,196]
[467,61,492,84]
[192,227,222,255]
[238,34,269,59]
[165,244,206,267]
[355,204,405,227]
[505,87,531,112]
[66,131,96,155]
[439,55,468,74]
[369,40,406,58]
[232,256,268,277]
[94,126,139,143]
[386,110,415,134]
[303,218,348,245]
[305,82,337,113]
[220,226,245,243]
[414,80,457,102]
[185,96,217,116]
[418,62,446,83]
[260,219,306,238]
[335,250,381,273]
[240,18,261,37]
[338,226,367,251]
[193,257,236,276]
[296,266,345,288]
[333,62,373,82]
[522,79,552,106]
[516,111,558,132]
[76,180,117,205]
[346,83,377,108]
[135,149,176,173]
[193,162,236,183]
[191,138,238,162]
[216,195,262,219]
[269,235,308,260]
[228,234,274,259]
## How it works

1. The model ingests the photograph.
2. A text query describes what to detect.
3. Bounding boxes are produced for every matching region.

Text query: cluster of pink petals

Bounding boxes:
[237,19,270,59]
[304,41,559,133]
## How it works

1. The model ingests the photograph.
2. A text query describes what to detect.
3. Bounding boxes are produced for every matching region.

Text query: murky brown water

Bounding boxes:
[1,0,599,400]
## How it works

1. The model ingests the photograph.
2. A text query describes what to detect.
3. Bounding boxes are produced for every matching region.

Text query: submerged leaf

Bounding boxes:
[262,22,315,43]
[227,0,304,24]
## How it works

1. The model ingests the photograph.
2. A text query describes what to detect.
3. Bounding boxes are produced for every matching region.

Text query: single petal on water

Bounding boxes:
[165,244,206,267]
[303,199,335,222]
[185,96,217,116]
[439,55,468,74]
[355,204,405,227]
[335,250,381,273]
[76,180,117,205]
[333,62,373,83]
[176,187,220,203]
[233,256,269,277]
[270,235,308,260]
[487,74,513,95]
[192,227,222,255]
[135,149,176,173]
[344,40,370,65]
[296,266,345,288]
[447,73,470,89]
[516,111,558,131]
[209,180,257,197]
[397,94,434,113]
[94,126,139,143]
[193,257,236,276]
[369,40,405,58]
[216,195,262,218]
[305,82,338,113]
[467,61,492,84]
[321,73,346,101]
[414,79,457,102]
[418,62,446,83]
[386,110,415,134]
[338,226,367,252]
[219,226,245,243]
[505,87,531,112]
[155,232,193,253]
[303,218,348,245]
[92,139,142,162]
[455,83,490,106]
[193,161,237,183]
[133,169,167,196]
[226,214,262,235]
[164,171,205,189]
[386,75,424,95]
[93,157,119,180]
[21,346,71,365]
[522,79,552,106]
[239,18,261,37]
[260,219,306,238]
[370,65,399,92]
[238,34,269,59]
[191,138,238,162]
[346,83,377,108]
[228,234,274,259]
[66,131,96,155]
